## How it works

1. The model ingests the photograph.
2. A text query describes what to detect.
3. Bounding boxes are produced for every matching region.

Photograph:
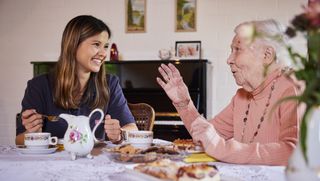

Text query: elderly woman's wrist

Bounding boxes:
[172,98,191,109]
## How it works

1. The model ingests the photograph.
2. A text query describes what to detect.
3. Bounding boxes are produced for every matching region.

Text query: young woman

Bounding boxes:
[16,15,138,145]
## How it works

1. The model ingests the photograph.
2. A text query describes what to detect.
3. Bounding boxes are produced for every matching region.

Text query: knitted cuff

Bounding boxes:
[172,99,191,109]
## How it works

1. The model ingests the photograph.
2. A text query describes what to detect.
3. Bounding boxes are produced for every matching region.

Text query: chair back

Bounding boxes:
[15,113,22,135]
[128,103,155,131]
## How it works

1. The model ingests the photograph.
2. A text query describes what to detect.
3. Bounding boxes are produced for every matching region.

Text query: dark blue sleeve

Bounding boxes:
[17,75,49,135]
[106,74,135,126]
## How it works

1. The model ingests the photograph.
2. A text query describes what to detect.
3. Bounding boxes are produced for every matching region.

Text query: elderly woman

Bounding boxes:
[157,19,300,166]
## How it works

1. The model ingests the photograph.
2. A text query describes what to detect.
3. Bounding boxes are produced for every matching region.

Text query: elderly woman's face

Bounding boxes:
[227,35,265,92]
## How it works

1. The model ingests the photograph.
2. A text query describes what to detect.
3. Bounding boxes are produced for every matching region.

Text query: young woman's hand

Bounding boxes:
[104,114,122,143]
[156,63,191,105]
[21,109,43,133]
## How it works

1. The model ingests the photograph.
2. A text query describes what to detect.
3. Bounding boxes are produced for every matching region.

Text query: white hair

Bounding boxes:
[235,19,292,67]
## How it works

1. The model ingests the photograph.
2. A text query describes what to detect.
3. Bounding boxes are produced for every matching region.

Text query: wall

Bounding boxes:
[0,0,306,144]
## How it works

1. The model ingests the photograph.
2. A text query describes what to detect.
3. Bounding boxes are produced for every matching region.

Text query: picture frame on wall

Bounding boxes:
[126,0,146,33]
[175,0,197,32]
[175,41,201,60]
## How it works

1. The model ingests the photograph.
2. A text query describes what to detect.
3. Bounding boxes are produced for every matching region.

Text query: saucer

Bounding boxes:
[16,145,57,154]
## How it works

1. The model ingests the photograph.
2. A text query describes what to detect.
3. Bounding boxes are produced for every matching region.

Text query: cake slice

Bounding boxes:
[177,164,220,181]
[134,159,220,181]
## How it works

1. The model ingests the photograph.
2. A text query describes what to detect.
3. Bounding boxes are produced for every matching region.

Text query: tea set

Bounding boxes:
[20,108,154,160]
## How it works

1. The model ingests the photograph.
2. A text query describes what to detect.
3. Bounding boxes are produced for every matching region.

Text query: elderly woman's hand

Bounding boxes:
[104,114,122,143]
[190,116,218,150]
[21,109,43,133]
[156,63,191,106]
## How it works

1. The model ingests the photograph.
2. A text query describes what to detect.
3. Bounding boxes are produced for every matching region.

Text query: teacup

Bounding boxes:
[57,139,64,151]
[127,130,153,149]
[24,132,58,149]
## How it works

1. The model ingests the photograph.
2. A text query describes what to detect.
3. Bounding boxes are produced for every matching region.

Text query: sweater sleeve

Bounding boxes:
[17,75,49,135]
[201,87,299,166]
[210,96,235,140]
[106,74,135,127]
[176,93,236,140]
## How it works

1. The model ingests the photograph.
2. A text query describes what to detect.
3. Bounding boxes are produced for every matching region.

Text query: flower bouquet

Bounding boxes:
[283,0,320,164]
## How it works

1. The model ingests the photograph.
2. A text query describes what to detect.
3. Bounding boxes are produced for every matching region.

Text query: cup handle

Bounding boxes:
[89,108,104,142]
[121,129,128,142]
[49,136,58,145]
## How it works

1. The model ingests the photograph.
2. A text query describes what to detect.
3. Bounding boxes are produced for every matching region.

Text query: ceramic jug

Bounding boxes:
[60,108,104,160]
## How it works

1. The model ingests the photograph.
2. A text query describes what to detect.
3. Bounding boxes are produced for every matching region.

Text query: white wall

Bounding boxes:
[0,0,306,144]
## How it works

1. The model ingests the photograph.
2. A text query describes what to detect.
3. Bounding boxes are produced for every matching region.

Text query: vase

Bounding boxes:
[110,43,119,61]
[286,107,320,181]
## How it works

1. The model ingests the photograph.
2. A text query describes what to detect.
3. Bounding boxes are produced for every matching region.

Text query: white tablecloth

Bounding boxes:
[0,145,286,181]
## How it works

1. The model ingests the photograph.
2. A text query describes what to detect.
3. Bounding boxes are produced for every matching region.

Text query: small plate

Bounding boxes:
[104,151,184,163]
[152,139,173,146]
[16,145,57,154]
[185,149,204,154]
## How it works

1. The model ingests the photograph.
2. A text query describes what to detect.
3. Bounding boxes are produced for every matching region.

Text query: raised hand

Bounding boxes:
[156,63,191,105]
[21,109,43,133]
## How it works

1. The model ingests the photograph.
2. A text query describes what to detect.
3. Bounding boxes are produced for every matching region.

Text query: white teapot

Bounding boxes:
[59,108,104,160]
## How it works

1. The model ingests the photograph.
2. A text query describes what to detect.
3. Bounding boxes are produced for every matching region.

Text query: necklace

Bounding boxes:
[241,71,282,143]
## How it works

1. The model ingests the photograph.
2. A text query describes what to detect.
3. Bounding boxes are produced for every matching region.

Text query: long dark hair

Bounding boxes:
[53,15,111,110]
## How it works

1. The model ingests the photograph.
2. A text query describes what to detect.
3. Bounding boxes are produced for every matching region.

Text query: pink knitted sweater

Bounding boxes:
[176,69,300,165]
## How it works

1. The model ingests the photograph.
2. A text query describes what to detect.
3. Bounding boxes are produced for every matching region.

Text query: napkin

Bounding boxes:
[184,153,217,163]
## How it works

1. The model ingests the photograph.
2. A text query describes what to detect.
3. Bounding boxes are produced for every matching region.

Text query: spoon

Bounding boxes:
[41,115,59,122]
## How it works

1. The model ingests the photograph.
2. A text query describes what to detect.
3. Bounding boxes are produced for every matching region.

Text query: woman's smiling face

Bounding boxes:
[76,31,109,75]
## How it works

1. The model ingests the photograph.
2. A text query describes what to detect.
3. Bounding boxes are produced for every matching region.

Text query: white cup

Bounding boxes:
[127,130,153,149]
[24,132,58,149]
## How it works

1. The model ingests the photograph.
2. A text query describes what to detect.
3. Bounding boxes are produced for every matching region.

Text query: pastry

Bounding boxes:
[134,159,179,180]
[177,164,220,181]
[134,159,220,181]
[173,139,203,152]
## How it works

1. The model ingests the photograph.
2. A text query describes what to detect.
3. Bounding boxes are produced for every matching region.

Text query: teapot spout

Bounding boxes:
[59,113,76,124]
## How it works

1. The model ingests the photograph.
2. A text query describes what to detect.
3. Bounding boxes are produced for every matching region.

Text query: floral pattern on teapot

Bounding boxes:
[60,108,104,160]
[68,125,88,144]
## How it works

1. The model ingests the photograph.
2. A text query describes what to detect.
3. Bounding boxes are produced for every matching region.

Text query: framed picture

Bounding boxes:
[175,0,197,32]
[175,41,201,60]
[125,0,146,33]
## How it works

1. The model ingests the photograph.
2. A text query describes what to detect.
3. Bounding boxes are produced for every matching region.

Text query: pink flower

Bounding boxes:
[303,0,320,28]
[69,130,82,142]
[286,0,320,36]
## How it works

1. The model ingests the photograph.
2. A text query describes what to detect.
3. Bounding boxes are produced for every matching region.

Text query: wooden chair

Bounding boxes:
[16,113,21,134]
[128,103,155,131]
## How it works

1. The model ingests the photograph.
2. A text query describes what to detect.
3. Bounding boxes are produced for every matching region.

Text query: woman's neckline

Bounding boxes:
[250,68,282,98]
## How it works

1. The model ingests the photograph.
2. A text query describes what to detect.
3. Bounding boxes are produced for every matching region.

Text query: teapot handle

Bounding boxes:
[89,108,104,143]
